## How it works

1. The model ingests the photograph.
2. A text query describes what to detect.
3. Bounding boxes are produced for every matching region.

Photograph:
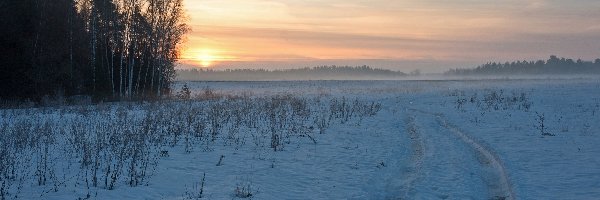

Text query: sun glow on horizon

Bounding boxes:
[197,50,215,67]
[181,48,234,68]
[180,0,600,72]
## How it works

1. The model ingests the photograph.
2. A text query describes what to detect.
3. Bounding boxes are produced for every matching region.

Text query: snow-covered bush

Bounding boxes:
[0,92,382,198]
[453,90,532,112]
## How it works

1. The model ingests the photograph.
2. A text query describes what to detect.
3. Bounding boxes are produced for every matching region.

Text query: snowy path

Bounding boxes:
[438,114,515,200]
[400,109,515,199]
[394,115,426,198]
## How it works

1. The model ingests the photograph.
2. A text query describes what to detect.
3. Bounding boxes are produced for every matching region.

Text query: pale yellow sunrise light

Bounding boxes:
[197,50,216,67]
[180,48,219,67]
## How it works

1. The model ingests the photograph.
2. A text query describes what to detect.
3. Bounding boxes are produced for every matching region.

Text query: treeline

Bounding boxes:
[0,0,188,101]
[177,66,407,81]
[446,56,600,76]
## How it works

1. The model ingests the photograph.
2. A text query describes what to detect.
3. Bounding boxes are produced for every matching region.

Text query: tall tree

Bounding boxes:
[0,0,188,101]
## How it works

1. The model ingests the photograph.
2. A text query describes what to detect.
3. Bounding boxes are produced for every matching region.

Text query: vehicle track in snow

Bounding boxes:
[392,115,426,199]
[404,109,515,200]
[437,115,515,200]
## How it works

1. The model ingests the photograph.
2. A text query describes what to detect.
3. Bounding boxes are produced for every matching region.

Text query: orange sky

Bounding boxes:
[179,0,600,72]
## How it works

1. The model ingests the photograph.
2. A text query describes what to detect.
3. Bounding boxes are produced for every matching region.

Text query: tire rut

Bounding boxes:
[394,116,426,199]
[438,116,515,200]
[407,108,515,200]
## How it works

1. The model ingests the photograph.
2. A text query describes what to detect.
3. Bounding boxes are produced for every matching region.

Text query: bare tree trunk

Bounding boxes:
[69,1,74,91]
[157,56,162,96]
[128,43,135,97]
[119,46,124,98]
[134,53,142,96]
[110,48,115,97]
[142,48,151,95]
[91,14,96,94]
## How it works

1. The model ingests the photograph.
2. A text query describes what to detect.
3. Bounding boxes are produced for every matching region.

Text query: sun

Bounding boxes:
[197,50,216,67]
[180,48,235,68]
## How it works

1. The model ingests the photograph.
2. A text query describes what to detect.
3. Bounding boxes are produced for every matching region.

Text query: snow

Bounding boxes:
[1,78,599,199]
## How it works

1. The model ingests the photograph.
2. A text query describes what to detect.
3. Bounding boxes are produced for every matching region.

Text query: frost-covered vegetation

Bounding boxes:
[1,79,600,199]
[0,88,380,199]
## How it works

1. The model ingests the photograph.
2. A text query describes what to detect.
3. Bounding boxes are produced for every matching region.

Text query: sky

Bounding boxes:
[178,0,600,72]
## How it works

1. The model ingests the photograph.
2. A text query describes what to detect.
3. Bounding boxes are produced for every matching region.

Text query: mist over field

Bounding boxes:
[175,56,600,81]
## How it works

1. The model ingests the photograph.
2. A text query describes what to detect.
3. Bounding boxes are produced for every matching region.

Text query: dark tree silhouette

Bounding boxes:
[176,65,407,81]
[446,56,600,76]
[0,0,188,101]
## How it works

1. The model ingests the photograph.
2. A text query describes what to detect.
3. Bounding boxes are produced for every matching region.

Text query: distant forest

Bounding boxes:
[0,0,188,101]
[446,56,600,76]
[177,66,409,81]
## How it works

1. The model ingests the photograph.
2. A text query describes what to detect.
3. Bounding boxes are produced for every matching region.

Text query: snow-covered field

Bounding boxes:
[1,79,599,199]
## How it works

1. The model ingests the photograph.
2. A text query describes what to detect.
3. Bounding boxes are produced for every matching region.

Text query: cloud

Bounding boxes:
[183,0,600,71]
[527,0,546,9]
[189,25,471,58]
